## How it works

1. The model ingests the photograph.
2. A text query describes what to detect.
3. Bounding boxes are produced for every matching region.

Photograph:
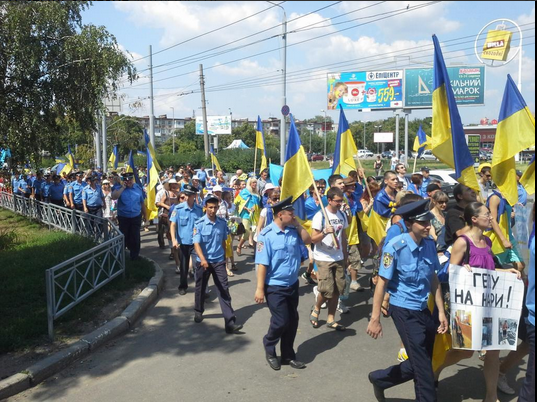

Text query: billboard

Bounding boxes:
[195,116,232,135]
[327,70,403,110]
[466,134,481,163]
[482,30,512,61]
[404,66,485,107]
[374,132,394,143]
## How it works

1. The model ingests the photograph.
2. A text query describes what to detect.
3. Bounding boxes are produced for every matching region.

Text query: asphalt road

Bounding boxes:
[9,230,528,402]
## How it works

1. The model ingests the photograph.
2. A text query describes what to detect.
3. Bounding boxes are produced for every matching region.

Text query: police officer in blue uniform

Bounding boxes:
[31,171,45,201]
[192,195,243,334]
[170,184,203,295]
[255,196,312,371]
[82,175,104,217]
[49,175,65,206]
[112,172,147,260]
[41,173,52,203]
[69,172,87,211]
[367,199,448,402]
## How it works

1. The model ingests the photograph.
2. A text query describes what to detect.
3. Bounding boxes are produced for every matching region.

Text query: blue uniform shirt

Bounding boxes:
[69,181,87,204]
[517,183,528,206]
[41,181,52,198]
[421,177,431,195]
[255,222,302,287]
[384,220,408,246]
[170,201,203,245]
[18,178,30,194]
[197,170,207,182]
[527,236,535,326]
[113,184,144,218]
[63,182,71,197]
[82,185,104,207]
[32,179,44,195]
[379,233,440,311]
[49,183,65,200]
[192,215,229,263]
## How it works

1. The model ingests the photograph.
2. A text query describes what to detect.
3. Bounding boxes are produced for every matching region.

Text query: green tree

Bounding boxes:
[106,115,144,160]
[0,2,136,165]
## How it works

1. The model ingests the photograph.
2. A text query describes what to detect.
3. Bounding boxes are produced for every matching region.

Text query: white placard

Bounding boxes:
[448,264,524,351]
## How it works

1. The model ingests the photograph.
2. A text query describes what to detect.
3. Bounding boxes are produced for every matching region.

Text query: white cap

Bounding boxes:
[212,185,223,193]
[263,183,278,195]
[191,175,200,181]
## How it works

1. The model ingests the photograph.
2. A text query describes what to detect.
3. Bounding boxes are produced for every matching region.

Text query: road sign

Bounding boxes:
[281,105,290,116]
[404,66,485,108]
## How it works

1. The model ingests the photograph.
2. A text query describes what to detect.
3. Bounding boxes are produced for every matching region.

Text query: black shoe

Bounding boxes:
[266,353,281,371]
[194,312,203,323]
[178,288,187,295]
[368,373,386,402]
[225,324,243,334]
[281,359,306,369]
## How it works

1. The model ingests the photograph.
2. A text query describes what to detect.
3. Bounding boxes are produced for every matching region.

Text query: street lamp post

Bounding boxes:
[374,125,382,154]
[363,121,367,150]
[171,107,175,154]
[321,109,327,159]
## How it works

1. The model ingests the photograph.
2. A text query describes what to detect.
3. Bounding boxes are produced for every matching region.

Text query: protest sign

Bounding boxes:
[448,265,524,351]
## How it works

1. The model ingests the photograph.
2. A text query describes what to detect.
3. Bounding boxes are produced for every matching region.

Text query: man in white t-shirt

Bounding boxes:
[390,153,398,171]
[309,187,348,331]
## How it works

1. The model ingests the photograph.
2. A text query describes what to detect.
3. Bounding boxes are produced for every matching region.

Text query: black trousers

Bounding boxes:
[519,322,535,402]
[263,281,299,361]
[118,215,142,259]
[50,199,63,207]
[178,244,196,290]
[194,260,236,327]
[87,205,103,217]
[370,305,437,402]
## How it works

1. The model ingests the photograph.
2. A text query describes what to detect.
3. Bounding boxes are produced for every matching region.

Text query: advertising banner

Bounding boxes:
[195,116,232,135]
[374,132,394,143]
[448,265,524,351]
[482,30,513,61]
[327,71,403,110]
[405,66,485,107]
[466,134,481,163]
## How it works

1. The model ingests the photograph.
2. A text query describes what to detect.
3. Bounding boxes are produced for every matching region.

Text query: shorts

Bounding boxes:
[315,260,346,299]
[348,244,362,272]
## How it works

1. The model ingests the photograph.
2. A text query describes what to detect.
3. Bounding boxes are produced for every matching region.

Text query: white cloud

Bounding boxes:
[517,6,535,25]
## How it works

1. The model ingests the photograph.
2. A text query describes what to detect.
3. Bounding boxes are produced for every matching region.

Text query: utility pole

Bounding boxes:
[101,112,107,171]
[321,109,327,158]
[395,110,401,160]
[149,45,156,148]
[363,121,367,149]
[404,110,411,168]
[171,107,175,154]
[95,128,101,169]
[200,64,209,158]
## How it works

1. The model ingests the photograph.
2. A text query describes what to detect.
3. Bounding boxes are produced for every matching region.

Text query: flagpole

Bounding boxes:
[310,177,340,249]
[354,154,373,200]
[253,147,258,177]
[412,154,418,173]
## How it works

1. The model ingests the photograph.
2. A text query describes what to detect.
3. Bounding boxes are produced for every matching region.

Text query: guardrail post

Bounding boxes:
[71,208,76,234]
[46,269,55,341]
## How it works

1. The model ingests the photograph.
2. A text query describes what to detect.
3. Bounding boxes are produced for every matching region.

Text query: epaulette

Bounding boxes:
[194,216,205,225]
[392,238,408,252]
[260,226,273,236]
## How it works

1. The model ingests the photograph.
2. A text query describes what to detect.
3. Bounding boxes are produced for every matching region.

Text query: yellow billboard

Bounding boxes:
[482,30,512,61]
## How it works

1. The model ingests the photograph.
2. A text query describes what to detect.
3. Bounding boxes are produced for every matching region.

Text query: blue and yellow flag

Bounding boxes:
[368,188,397,246]
[492,74,535,206]
[145,147,159,221]
[332,106,358,176]
[520,155,535,196]
[281,114,314,220]
[109,145,119,170]
[431,35,479,191]
[210,145,222,173]
[256,116,268,173]
[412,125,431,157]
[125,150,141,186]
[60,145,75,176]
[144,130,162,172]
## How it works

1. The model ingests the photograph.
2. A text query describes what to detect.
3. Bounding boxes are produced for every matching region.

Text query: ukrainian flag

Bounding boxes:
[145,147,159,221]
[485,190,512,255]
[210,145,222,173]
[281,114,314,221]
[413,125,431,157]
[256,116,268,173]
[368,188,397,246]
[431,35,479,191]
[492,74,535,206]
[126,150,141,186]
[332,106,358,176]
[144,130,162,172]
[108,144,119,170]
[520,155,535,195]
[60,145,75,176]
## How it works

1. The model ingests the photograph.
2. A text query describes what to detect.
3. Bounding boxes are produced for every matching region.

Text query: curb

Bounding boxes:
[0,256,164,400]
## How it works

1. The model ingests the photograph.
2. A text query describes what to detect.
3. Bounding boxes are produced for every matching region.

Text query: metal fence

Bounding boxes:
[0,191,125,339]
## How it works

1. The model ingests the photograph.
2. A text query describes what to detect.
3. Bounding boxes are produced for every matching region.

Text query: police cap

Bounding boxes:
[421,166,430,173]
[204,195,219,206]
[272,196,294,215]
[394,199,434,222]
[426,183,441,193]
[183,184,199,195]
[121,172,135,180]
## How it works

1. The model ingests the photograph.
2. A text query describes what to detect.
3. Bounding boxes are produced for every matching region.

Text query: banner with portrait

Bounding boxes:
[448,265,524,351]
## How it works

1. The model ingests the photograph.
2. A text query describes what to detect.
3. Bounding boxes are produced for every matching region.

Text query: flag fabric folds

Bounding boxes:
[60,145,75,176]
[145,147,159,221]
[492,74,536,206]
[520,155,535,196]
[368,188,397,246]
[144,130,162,172]
[109,145,119,170]
[412,125,431,157]
[431,35,479,191]
[281,114,314,220]
[332,106,357,176]
[256,116,268,173]
[126,150,141,186]
[210,145,222,173]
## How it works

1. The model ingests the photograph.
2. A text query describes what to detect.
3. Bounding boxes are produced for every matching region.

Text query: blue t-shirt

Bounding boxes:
[379,233,440,311]
[192,215,229,263]
[255,222,302,287]
[197,171,207,181]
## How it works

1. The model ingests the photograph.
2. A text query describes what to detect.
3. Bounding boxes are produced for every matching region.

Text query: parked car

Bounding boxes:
[357,149,374,158]
[311,153,325,162]
[419,150,438,161]
[381,151,393,159]
[194,168,228,183]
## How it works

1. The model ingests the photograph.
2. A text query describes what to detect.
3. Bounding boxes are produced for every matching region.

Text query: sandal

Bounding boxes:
[231,264,238,271]
[226,269,235,277]
[310,307,320,328]
[326,321,346,331]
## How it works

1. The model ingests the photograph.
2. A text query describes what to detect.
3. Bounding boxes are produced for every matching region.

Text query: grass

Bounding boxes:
[0,208,154,353]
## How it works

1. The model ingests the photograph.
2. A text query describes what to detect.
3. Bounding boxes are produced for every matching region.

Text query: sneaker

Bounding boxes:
[397,348,408,362]
[313,286,327,309]
[350,281,363,292]
[301,272,315,285]
[337,300,350,314]
[175,266,180,274]
[497,373,515,395]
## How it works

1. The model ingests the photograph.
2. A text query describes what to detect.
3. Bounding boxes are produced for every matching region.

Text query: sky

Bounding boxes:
[81,1,535,125]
